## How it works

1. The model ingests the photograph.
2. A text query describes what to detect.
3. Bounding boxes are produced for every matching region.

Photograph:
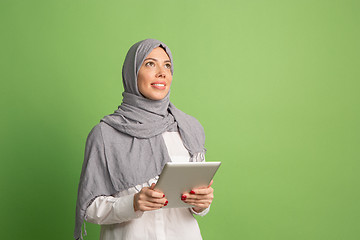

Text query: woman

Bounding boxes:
[74,39,214,240]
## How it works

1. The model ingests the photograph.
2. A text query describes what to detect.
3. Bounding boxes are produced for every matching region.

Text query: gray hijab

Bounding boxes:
[74,39,206,240]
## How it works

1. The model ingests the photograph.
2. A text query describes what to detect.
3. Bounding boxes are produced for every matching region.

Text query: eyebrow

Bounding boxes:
[144,57,171,63]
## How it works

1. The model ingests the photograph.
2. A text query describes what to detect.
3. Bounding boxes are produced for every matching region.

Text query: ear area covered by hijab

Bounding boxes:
[74,39,206,240]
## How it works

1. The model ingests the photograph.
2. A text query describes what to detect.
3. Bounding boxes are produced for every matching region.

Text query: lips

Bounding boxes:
[151,81,166,90]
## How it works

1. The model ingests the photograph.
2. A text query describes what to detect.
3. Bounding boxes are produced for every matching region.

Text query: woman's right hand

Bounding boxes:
[133,183,168,212]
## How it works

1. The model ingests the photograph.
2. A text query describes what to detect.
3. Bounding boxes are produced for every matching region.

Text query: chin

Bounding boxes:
[140,88,169,101]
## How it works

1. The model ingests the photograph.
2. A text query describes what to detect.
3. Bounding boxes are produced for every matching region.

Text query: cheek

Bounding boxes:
[168,76,173,85]
[139,71,153,84]
[137,73,148,88]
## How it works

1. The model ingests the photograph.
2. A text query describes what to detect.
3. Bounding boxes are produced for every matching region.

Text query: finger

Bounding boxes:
[137,198,168,211]
[137,203,164,211]
[182,197,213,204]
[184,201,211,209]
[188,187,214,196]
[186,203,210,209]
[181,192,213,203]
[208,179,213,187]
[183,199,212,208]
[186,194,213,201]
[147,196,168,205]
[144,188,165,198]
[143,200,167,209]
[184,198,212,204]
[150,183,166,197]
[139,192,167,203]
[143,197,167,204]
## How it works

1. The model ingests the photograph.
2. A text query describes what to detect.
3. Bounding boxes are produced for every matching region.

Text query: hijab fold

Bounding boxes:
[74,39,206,240]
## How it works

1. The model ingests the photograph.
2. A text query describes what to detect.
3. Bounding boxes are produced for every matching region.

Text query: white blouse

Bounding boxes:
[85,132,209,240]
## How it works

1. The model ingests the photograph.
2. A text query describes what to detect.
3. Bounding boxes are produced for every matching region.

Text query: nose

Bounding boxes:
[155,66,166,78]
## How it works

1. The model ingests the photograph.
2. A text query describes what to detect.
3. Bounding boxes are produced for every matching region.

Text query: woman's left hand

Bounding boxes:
[181,180,214,213]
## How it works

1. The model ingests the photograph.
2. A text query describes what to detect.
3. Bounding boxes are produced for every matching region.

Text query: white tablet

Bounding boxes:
[154,162,221,208]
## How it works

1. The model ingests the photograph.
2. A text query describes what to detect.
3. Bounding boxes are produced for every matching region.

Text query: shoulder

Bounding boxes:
[87,122,110,139]
[85,122,129,154]
[87,122,127,141]
[89,121,134,148]
[84,123,105,149]
[88,123,102,137]
[90,120,129,134]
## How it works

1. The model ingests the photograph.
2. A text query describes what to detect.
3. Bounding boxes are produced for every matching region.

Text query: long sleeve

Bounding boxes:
[190,205,210,217]
[85,194,143,225]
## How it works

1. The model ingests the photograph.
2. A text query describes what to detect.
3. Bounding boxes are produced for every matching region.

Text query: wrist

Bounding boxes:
[192,207,205,213]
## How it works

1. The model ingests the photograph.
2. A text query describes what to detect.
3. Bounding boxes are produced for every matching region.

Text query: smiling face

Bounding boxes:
[137,47,173,100]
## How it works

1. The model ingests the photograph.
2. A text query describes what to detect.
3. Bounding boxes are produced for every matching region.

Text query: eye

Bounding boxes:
[145,61,155,67]
[165,63,172,69]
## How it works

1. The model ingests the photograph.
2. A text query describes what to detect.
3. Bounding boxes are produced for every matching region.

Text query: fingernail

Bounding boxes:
[181,195,187,200]
[190,190,195,194]
[164,201,168,206]
[163,194,165,197]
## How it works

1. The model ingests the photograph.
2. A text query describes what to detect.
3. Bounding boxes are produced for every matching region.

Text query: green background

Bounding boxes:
[1,0,359,239]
